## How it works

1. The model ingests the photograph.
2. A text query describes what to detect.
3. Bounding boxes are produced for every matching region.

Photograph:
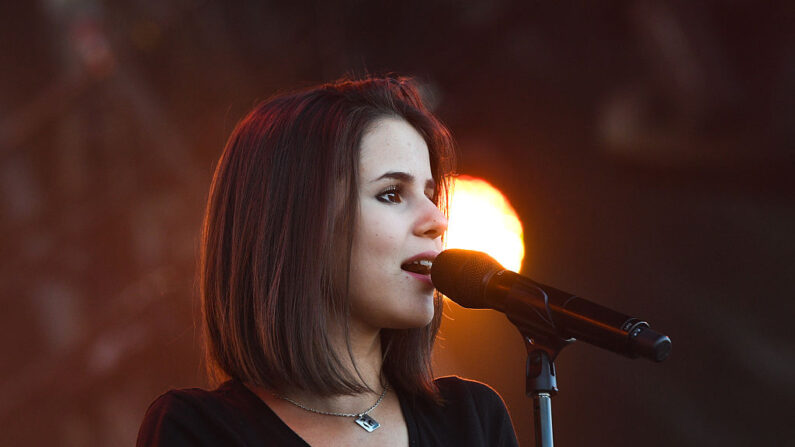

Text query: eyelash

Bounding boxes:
[376,185,436,204]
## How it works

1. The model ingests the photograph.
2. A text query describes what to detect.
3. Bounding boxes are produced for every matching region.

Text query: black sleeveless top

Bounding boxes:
[136,376,519,446]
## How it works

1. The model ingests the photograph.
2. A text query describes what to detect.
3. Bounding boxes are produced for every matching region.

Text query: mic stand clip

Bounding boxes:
[510,318,574,447]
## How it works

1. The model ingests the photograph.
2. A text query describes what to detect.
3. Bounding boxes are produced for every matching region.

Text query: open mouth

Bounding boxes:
[401,259,432,276]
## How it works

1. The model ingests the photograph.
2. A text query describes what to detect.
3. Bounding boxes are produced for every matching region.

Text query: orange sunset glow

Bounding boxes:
[444,175,525,272]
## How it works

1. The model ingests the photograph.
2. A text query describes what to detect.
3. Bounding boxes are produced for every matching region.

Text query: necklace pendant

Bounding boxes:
[355,413,380,432]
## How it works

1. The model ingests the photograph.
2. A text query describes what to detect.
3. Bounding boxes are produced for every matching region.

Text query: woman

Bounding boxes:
[137,76,518,446]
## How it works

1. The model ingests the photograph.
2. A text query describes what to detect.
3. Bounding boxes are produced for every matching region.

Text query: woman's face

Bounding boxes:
[348,117,448,334]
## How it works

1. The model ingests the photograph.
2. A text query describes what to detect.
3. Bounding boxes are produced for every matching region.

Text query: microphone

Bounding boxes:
[431,249,672,362]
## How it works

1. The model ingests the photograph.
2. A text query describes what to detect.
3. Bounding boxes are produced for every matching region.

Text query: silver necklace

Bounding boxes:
[278,385,389,432]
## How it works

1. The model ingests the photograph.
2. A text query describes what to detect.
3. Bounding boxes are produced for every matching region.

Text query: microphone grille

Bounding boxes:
[431,249,504,308]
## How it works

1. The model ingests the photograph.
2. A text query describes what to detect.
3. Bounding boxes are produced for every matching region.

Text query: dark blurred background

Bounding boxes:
[2,1,794,446]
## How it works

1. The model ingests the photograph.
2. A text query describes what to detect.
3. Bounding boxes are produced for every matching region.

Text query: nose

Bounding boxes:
[415,200,448,240]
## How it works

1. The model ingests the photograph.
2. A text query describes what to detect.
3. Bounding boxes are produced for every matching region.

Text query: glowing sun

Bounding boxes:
[444,175,525,272]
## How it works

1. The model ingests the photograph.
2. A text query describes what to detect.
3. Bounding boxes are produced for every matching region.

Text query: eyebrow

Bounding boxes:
[372,171,435,192]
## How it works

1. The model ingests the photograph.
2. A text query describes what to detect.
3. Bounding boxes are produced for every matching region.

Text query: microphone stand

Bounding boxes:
[510,318,573,447]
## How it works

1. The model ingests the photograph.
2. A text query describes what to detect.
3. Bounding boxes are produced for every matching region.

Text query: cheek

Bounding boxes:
[356,205,400,256]
[350,206,406,296]
[357,226,397,270]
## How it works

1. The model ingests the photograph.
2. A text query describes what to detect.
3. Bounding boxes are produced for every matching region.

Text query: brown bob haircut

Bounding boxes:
[200,75,456,400]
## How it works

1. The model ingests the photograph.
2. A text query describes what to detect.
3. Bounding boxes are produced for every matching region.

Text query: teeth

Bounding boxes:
[402,258,433,275]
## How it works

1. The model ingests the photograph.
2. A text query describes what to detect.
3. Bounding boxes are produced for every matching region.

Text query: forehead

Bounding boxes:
[359,118,431,180]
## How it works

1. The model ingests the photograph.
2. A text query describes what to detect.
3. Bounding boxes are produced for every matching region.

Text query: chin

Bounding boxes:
[351,287,436,331]
[389,298,436,329]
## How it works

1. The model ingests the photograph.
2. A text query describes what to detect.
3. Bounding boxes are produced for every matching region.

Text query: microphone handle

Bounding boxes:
[489,270,671,362]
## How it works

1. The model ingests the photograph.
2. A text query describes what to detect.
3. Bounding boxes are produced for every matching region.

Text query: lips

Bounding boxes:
[400,251,439,276]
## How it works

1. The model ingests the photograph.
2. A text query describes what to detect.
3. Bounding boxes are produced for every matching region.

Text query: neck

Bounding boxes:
[334,320,384,390]
[271,321,386,414]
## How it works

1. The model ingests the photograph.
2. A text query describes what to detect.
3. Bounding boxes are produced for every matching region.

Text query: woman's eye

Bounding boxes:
[376,187,402,204]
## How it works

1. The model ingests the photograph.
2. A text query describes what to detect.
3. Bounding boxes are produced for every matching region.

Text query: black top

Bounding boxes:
[137,376,518,446]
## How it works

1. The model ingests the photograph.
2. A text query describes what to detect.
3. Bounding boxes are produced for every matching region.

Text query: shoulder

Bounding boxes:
[142,383,238,422]
[148,386,219,408]
[136,381,259,447]
[433,375,507,409]
[137,387,217,446]
[407,376,518,446]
